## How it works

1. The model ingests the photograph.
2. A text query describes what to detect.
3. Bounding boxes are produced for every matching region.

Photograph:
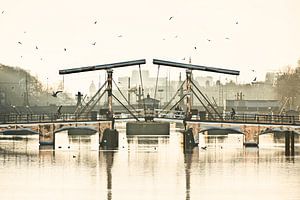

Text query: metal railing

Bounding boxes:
[0,113,109,124]
[1,112,299,126]
[192,113,298,125]
[156,112,299,125]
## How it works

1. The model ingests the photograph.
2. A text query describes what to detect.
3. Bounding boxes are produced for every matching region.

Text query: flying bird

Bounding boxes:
[18,41,22,45]
[225,37,230,40]
[92,42,96,45]
[236,21,239,24]
[117,35,122,37]
[94,21,97,24]
[253,77,257,82]
[201,146,207,150]
[194,46,197,50]
[207,39,211,42]
[35,46,38,50]
[182,57,186,60]
[52,90,63,97]
[64,48,67,51]
[169,16,173,20]
[174,35,178,38]
[2,11,4,14]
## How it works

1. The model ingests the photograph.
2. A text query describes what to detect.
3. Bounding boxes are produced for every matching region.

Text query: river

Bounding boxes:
[0,122,299,200]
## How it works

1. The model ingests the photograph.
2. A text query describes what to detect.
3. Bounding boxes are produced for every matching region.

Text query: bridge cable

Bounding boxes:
[154,65,160,100]
[190,80,222,119]
[112,94,140,121]
[112,78,138,113]
[138,64,146,116]
[151,64,160,115]
[164,94,188,115]
[160,79,186,114]
[190,88,214,119]
[76,80,107,116]
[85,89,107,114]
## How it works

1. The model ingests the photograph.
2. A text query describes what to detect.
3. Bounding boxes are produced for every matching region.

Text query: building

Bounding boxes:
[137,94,160,110]
[225,99,280,113]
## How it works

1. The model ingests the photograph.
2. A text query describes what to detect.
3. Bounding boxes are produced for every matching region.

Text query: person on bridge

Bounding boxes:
[230,108,236,120]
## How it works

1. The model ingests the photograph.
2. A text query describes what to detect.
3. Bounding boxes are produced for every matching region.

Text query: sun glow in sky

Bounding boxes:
[1,0,300,93]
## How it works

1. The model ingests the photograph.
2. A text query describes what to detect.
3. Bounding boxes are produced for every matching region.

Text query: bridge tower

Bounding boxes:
[186,69,192,119]
[107,69,113,119]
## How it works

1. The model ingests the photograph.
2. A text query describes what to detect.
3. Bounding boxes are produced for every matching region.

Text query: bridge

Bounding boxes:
[0,59,299,155]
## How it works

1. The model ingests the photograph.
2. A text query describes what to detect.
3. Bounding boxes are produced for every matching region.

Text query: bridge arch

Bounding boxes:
[259,128,300,136]
[0,128,39,136]
[54,126,98,136]
[199,127,244,135]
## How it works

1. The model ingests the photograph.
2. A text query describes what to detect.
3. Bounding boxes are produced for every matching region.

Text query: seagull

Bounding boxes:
[52,90,63,97]
[18,41,22,45]
[201,146,207,150]
[169,16,173,20]
[92,42,96,45]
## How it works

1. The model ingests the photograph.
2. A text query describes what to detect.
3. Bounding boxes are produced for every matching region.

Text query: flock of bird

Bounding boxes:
[1,9,257,84]
[1,9,240,61]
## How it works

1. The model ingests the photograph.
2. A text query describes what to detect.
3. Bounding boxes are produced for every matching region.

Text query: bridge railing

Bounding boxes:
[0,113,109,124]
[191,113,299,125]
[156,112,299,125]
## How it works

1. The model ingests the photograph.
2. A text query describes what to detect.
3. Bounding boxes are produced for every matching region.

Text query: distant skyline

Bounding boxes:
[1,0,300,94]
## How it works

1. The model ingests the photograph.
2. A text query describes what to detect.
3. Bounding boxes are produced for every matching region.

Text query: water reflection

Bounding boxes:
[102,151,114,200]
[0,126,299,200]
[184,148,197,200]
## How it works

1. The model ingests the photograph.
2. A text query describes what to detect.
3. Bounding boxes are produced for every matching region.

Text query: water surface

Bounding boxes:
[0,122,299,200]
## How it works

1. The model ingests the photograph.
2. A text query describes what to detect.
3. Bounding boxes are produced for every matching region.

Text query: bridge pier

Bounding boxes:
[285,131,295,156]
[39,124,56,147]
[183,128,197,152]
[37,121,114,149]
[100,128,119,150]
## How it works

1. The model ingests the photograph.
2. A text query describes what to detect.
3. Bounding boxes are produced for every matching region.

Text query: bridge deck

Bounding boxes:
[0,113,299,126]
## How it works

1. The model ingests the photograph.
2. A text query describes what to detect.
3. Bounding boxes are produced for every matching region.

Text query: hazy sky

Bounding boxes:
[1,0,300,94]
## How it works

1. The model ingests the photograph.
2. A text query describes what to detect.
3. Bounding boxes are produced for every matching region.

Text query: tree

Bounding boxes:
[276,65,300,109]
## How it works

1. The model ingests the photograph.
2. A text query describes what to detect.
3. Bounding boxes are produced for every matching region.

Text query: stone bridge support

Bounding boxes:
[185,121,299,155]
[37,121,112,148]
